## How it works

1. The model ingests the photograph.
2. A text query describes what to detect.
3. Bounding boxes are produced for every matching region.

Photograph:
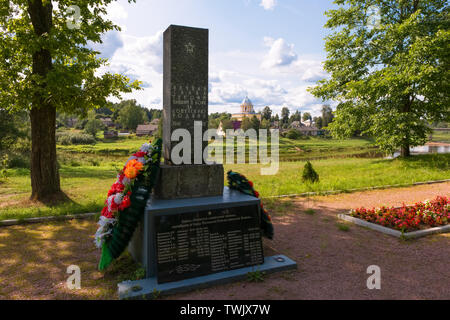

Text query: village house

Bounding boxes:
[100,117,114,127]
[298,126,322,136]
[136,124,158,136]
[290,121,302,129]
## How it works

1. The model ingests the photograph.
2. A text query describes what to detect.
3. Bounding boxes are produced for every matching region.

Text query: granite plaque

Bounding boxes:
[163,25,209,164]
[155,205,264,284]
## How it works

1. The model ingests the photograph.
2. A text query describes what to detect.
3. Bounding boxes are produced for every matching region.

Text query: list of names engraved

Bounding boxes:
[155,205,264,283]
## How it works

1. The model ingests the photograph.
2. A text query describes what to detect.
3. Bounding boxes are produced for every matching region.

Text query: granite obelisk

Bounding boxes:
[156,25,223,199]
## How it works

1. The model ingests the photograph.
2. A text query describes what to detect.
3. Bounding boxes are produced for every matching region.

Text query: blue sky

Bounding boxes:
[98,0,336,116]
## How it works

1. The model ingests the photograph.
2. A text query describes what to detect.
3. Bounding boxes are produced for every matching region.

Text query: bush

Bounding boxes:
[302,161,319,183]
[56,131,96,145]
[0,155,8,180]
[8,155,30,169]
[286,129,302,140]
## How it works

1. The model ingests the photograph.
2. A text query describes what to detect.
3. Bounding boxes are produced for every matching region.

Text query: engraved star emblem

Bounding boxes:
[185,42,195,55]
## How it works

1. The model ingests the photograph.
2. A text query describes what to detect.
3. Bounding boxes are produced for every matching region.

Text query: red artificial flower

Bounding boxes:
[119,195,131,211]
[101,206,114,219]
[248,180,254,188]
[108,182,124,196]
[110,199,119,212]
[134,151,147,158]
[254,191,260,198]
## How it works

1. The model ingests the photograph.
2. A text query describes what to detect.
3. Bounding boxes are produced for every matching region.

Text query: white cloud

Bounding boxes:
[95,29,326,116]
[261,37,328,82]
[261,37,298,69]
[95,30,164,107]
[106,2,128,21]
[112,31,164,74]
[260,0,277,11]
[90,31,124,59]
[292,59,328,82]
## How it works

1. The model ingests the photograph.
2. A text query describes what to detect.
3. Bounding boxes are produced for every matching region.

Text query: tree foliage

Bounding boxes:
[281,107,290,125]
[289,110,301,124]
[0,0,141,114]
[302,112,312,124]
[84,111,104,138]
[309,0,449,156]
[0,109,29,152]
[321,105,334,127]
[117,99,147,131]
[0,0,141,200]
[262,106,272,121]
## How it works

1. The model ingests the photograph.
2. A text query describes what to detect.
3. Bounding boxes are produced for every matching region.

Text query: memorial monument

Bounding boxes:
[118,25,296,299]
[156,25,223,200]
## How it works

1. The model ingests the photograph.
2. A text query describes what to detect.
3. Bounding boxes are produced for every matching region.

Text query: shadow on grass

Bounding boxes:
[35,190,75,207]
[59,166,119,180]
[0,219,142,300]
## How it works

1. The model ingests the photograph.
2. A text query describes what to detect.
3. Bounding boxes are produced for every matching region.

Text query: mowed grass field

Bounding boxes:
[0,134,448,221]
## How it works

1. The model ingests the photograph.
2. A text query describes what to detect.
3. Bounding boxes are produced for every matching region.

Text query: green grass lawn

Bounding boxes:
[58,135,379,160]
[57,136,151,155]
[209,136,381,162]
[0,152,448,221]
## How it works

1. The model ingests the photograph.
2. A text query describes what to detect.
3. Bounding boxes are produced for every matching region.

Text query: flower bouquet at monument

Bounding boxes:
[95,139,162,271]
[227,170,274,239]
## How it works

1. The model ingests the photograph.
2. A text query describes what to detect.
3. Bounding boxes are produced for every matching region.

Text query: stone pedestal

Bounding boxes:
[123,187,297,298]
[153,164,224,200]
[129,187,263,279]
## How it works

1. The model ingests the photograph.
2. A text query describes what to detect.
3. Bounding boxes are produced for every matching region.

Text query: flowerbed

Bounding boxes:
[350,196,449,232]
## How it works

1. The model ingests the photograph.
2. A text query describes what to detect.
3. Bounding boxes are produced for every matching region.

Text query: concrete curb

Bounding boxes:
[118,255,297,299]
[0,212,98,227]
[268,179,450,199]
[338,213,450,239]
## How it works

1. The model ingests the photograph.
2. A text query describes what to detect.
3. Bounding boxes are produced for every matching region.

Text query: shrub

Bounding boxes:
[0,154,8,180]
[302,161,319,183]
[90,159,100,167]
[70,160,81,167]
[8,155,30,169]
[56,131,96,145]
[286,129,302,140]
[84,118,104,138]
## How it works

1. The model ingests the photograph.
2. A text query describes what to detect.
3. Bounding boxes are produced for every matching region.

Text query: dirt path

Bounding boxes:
[0,182,449,300]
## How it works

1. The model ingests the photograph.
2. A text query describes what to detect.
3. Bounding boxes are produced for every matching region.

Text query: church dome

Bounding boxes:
[240,96,254,113]
[242,96,252,106]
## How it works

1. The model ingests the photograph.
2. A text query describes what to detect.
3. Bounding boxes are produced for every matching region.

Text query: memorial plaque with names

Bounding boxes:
[155,205,264,284]
[163,25,209,164]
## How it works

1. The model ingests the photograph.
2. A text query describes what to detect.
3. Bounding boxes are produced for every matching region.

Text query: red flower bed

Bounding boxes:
[350,196,449,232]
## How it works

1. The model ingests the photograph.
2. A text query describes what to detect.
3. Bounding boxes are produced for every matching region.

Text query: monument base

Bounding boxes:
[125,187,297,299]
[118,255,297,299]
[129,187,264,279]
[153,164,224,200]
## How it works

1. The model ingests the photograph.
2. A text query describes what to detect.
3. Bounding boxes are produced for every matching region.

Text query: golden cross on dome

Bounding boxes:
[185,42,195,55]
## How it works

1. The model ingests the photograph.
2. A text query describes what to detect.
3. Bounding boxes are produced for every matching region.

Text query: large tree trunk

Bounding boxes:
[30,105,61,201]
[400,144,410,157]
[399,96,412,158]
[28,0,62,201]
